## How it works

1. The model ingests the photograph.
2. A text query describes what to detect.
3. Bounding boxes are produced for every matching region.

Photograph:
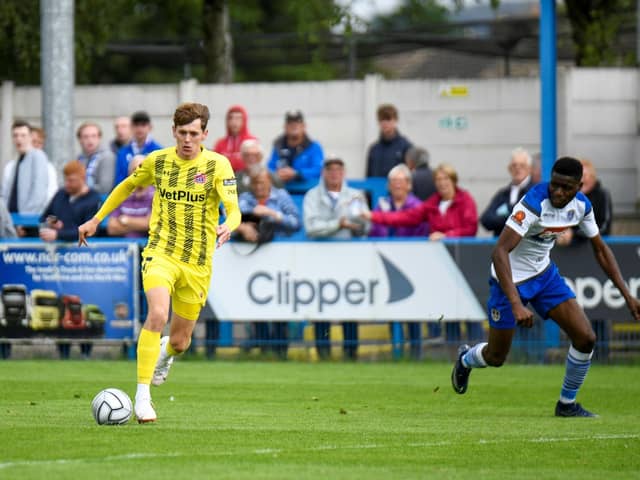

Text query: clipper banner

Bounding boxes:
[210,241,485,322]
[0,242,139,339]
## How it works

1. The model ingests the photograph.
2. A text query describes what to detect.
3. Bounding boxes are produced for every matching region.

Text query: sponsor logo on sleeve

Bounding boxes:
[510,210,526,225]
[223,178,237,187]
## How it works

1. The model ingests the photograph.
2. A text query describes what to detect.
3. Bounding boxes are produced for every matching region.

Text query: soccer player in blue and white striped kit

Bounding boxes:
[452,157,640,416]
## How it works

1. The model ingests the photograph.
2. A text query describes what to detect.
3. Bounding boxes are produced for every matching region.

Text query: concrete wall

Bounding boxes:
[1,69,638,223]
[560,68,639,214]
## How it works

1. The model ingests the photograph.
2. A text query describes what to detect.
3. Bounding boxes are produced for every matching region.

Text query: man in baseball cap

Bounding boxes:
[267,109,324,185]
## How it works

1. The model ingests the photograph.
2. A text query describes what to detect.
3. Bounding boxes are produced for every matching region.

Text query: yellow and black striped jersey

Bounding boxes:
[97,146,240,267]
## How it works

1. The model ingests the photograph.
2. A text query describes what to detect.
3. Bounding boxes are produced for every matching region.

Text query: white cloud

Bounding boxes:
[335,0,403,21]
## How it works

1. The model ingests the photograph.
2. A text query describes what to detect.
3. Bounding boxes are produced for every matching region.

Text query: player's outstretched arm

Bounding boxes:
[78,217,101,246]
[590,234,640,321]
[492,226,535,327]
[78,178,137,246]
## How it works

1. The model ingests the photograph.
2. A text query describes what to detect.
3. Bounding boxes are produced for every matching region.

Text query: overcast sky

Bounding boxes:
[335,0,403,21]
[335,0,532,21]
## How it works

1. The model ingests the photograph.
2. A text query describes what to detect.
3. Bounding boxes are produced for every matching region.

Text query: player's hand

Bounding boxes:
[555,229,573,247]
[626,297,640,322]
[512,303,535,328]
[216,224,231,248]
[78,217,100,247]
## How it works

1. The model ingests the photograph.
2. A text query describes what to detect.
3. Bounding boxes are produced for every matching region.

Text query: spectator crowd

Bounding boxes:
[0,103,614,361]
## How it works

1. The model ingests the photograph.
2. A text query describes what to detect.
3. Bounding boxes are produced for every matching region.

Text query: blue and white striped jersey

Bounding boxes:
[491,182,599,283]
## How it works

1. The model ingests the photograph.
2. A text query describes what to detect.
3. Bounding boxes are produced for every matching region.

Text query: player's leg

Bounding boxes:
[135,286,171,422]
[452,327,515,394]
[152,300,200,386]
[452,276,519,394]
[153,262,209,386]
[136,255,179,422]
[471,326,515,367]
[547,298,598,417]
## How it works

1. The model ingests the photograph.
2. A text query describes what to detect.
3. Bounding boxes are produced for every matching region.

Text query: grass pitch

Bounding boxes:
[0,360,638,480]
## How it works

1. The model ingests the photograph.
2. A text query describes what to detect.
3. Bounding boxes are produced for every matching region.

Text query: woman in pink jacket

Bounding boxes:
[367,163,478,239]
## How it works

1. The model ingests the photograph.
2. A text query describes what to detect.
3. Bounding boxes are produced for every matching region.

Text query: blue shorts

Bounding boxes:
[487,263,575,330]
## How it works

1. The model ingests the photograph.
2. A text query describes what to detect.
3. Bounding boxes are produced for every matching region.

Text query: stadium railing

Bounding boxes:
[2,234,639,362]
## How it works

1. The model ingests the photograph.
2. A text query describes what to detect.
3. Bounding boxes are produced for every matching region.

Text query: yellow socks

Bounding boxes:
[137,328,161,385]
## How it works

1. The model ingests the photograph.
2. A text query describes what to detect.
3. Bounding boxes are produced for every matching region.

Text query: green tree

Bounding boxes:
[0,0,353,84]
[0,0,131,85]
[203,0,233,82]
[369,0,449,32]
[563,0,634,66]
[228,0,345,82]
[451,0,634,67]
[0,0,41,84]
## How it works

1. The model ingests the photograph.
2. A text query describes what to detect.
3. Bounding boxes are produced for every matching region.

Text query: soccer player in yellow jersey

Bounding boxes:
[78,103,240,423]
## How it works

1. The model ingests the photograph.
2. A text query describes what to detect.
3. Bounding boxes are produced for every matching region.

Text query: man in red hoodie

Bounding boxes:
[213,105,257,172]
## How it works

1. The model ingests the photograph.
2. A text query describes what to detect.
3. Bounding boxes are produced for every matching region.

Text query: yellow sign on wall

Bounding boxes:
[439,85,469,98]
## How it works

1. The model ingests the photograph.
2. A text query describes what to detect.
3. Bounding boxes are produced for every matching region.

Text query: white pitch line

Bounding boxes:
[1,433,637,470]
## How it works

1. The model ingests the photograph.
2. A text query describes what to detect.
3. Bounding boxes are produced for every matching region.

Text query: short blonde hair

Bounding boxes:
[433,163,458,186]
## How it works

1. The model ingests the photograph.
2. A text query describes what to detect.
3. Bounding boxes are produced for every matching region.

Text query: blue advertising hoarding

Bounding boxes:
[0,242,139,340]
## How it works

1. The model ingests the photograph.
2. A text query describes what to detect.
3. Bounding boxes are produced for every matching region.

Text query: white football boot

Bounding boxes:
[134,397,157,423]
[152,336,174,386]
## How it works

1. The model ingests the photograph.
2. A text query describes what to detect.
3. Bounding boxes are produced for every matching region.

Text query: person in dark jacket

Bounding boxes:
[481,148,534,236]
[39,160,102,243]
[366,104,412,178]
[580,158,612,235]
[405,146,436,201]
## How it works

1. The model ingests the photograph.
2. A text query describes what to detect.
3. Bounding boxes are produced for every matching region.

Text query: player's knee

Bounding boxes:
[575,331,597,353]
[146,305,169,327]
[484,351,506,367]
[170,336,189,354]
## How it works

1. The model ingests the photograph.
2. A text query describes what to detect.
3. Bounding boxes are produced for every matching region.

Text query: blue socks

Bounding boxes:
[461,342,593,405]
[559,345,593,404]
[462,342,488,368]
